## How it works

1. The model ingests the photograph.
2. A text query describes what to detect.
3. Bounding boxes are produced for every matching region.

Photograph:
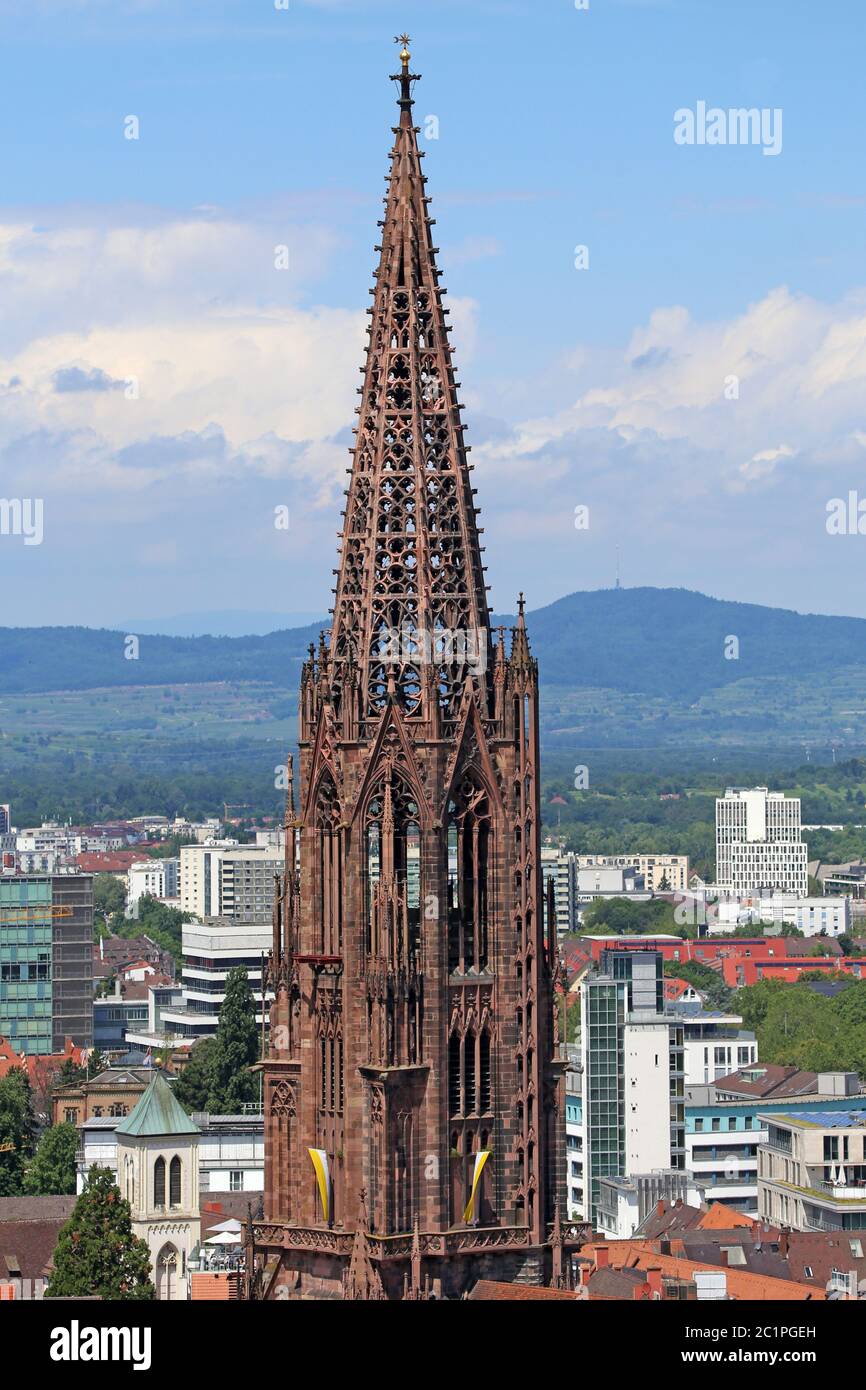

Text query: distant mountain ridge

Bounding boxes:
[1,587,864,702]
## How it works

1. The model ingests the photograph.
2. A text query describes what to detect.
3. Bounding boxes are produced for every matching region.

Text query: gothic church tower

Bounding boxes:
[253,40,565,1301]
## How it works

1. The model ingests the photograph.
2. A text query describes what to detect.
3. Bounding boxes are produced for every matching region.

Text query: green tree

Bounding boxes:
[24,1122,78,1195]
[86,1047,107,1078]
[47,1166,154,1300]
[733,978,866,1076]
[581,896,683,937]
[664,960,733,1011]
[56,1056,86,1088]
[93,872,127,923]
[121,894,189,956]
[0,1070,36,1196]
[173,1036,217,1112]
[206,966,259,1113]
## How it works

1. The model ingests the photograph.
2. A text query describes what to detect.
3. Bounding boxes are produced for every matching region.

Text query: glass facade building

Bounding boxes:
[0,873,93,1054]
[0,877,53,1052]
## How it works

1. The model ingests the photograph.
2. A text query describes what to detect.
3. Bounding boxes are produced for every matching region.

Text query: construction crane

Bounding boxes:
[223,803,252,821]
[0,904,73,922]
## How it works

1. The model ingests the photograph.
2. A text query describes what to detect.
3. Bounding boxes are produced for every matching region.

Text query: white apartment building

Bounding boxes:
[127,858,180,912]
[596,1171,707,1240]
[716,787,808,896]
[577,853,689,894]
[758,1108,866,1233]
[165,816,222,844]
[16,825,124,857]
[159,916,272,1041]
[633,855,689,894]
[678,1012,758,1086]
[579,950,685,1228]
[180,843,283,922]
[709,892,851,938]
[541,848,579,935]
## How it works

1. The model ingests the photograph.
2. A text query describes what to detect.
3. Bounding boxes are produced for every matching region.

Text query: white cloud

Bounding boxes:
[5,196,866,624]
[0,210,362,501]
[477,286,866,495]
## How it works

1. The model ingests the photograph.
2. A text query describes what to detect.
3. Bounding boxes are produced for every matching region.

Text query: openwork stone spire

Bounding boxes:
[330,38,490,721]
[255,42,566,1303]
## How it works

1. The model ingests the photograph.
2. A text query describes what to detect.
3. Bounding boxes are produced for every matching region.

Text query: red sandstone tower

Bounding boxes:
[251,39,566,1300]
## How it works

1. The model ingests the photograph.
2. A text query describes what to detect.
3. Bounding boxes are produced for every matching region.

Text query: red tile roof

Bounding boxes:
[76,850,143,873]
[580,1240,824,1301]
[467,1280,579,1301]
[715,1064,820,1099]
[0,1035,84,1086]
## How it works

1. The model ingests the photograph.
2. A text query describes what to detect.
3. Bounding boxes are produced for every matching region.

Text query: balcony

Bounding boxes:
[689,1147,757,1165]
[814,1179,866,1202]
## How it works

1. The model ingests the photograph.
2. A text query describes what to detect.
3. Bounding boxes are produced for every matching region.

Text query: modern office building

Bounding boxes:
[0,872,93,1054]
[580,948,685,1227]
[687,1069,864,1217]
[716,787,808,896]
[815,860,866,899]
[677,1011,758,1086]
[159,917,272,1041]
[93,993,151,1050]
[179,844,283,922]
[759,1107,866,1232]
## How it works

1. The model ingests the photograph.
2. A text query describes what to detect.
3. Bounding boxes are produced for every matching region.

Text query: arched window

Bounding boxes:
[153,1156,165,1208]
[464,1030,477,1115]
[479,1031,492,1113]
[169,1155,181,1208]
[447,774,491,972]
[364,773,421,965]
[448,1033,461,1115]
[315,775,343,954]
[156,1243,178,1301]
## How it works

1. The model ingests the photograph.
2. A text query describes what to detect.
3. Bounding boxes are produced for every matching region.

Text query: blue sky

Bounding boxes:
[1,0,866,628]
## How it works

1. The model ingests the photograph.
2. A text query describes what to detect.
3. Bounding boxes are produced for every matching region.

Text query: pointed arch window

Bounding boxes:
[169,1156,182,1208]
[154,1156,165,1208]
[448,1024,493,1118]
[448,1033,461,1115]
[364,773,421,964]
[464,1029,477,1114]
[479,1030,492,1114]
[315,774,343,954]
[447,774,491,973]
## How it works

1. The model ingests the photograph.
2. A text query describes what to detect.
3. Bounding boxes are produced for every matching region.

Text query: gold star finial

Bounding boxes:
[395,33,411,66]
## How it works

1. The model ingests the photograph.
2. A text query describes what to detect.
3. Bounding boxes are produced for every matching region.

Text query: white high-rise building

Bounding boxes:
[180,842,283,922]
[159,916,272,1041]
[715,787,808,897]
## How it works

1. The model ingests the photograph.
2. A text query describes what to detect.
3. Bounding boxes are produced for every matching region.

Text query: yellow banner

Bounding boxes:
[308,1148,330,1224]
[463,1149,491,1223]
